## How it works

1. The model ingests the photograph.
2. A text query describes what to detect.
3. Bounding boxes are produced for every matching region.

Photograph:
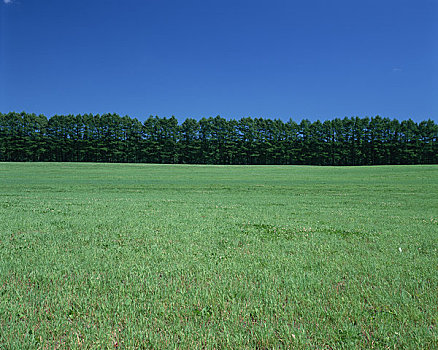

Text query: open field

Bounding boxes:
[0,163,437,349]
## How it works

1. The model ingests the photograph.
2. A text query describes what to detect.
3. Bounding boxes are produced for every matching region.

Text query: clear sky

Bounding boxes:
[1,0,437,122]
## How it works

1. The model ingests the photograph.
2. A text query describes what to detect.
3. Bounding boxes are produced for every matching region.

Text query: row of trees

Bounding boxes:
[0,112,437,165]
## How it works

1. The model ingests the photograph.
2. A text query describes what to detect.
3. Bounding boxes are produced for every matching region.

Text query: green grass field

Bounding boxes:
[0,163,437,349]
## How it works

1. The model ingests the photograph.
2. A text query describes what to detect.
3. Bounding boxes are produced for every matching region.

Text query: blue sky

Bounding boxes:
[1,0,437,122]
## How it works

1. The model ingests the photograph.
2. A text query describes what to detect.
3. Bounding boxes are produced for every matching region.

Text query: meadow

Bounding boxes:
[0,163,437,349]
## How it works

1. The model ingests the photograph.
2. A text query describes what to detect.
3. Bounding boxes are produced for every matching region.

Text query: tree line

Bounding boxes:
[0,112,437,165]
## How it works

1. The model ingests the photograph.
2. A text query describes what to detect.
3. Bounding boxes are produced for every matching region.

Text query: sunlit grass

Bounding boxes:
[0,163,437,348]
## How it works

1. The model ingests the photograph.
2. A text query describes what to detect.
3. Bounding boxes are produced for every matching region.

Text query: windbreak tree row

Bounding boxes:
[0,112,437,165]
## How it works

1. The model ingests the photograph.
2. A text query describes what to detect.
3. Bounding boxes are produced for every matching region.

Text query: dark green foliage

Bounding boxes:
[0,112,437,164]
